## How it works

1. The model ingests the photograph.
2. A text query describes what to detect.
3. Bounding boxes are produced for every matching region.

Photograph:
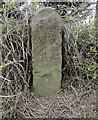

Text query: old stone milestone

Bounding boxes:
[31,7,63,96]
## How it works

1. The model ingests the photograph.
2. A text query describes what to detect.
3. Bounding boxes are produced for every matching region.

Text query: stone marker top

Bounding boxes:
[31,7,64,31]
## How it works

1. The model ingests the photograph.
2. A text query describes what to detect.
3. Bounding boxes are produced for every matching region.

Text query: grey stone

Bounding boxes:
[31,7,64,96]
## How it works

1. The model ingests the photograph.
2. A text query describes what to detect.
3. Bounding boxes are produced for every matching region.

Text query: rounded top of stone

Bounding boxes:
[31,7,64,30]
[33,7,58,20]
[34,7,55,15]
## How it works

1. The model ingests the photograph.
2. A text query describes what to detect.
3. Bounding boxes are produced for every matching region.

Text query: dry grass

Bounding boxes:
[2,79,96,118]
[17,81,96,118]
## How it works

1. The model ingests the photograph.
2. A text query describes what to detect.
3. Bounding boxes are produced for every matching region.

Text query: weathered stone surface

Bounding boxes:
[31,7,63,96]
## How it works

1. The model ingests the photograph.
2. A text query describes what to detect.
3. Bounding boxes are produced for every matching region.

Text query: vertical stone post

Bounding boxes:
[31,7,63,96]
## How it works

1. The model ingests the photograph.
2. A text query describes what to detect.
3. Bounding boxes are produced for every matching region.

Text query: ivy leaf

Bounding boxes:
[8,2,11,9]
[90,104,94,107]
[61,10,63,15]
[0,63,5,68]
[14,6,17,11]
[15,28,19,33]
[73,56,76,59]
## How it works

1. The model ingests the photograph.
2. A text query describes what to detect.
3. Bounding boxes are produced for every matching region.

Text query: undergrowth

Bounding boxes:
[0,1,97,118]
